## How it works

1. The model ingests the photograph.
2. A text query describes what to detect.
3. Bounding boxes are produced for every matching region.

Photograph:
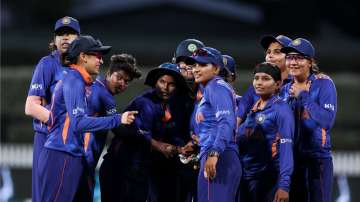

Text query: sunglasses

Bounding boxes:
[285,54,310,61]
[193,48,214,57]
[86,52,103,60]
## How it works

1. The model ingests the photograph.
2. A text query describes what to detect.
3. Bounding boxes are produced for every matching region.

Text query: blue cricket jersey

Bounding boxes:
[27,50,66,133]
[45,65,121,157]
[192,76,238,158]
[238,75,292,121]
[85,76,118,169]
[106,89,174,167]
[237,95,294,192]
[281,73,337,158]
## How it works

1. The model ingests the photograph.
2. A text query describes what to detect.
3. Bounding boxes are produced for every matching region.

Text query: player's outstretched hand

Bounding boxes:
[121,111,138,124]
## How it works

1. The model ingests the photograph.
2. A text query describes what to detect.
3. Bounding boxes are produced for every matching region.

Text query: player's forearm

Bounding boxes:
[25,96,50,123]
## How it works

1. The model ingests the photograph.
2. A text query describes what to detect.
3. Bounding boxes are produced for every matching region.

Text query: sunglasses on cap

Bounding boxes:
[86,52,103,60]
[285,54,310,61]
[193,48,215,57]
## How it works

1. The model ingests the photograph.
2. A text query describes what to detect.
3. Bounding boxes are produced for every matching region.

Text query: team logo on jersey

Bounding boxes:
[255,113,266,124]
[292,39,301,46]
[62,16,71,25]
[187,44,197,52]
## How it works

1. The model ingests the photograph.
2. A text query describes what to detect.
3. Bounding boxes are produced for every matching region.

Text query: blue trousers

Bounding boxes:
[38,148,93,202]
[238,169,278,202]
[198,150,241,202]
[99,153,149,202]
[290,156,333,202]
[32,132,47,202]
[148,153,198,202]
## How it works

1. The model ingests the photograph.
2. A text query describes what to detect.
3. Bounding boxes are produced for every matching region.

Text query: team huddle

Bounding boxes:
[25,16,337,202]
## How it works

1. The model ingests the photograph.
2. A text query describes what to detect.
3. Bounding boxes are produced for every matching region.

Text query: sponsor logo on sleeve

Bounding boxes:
[31,83,43,90]
[106,108,117,115]
[72,107,85,115]
[324,104,335,111]
[280,138,292,144]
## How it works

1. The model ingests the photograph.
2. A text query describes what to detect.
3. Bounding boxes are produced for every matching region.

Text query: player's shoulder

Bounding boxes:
[313,73,334,84]
[312,73,335,88]
[273,97,292,111]
[38,52,58,65]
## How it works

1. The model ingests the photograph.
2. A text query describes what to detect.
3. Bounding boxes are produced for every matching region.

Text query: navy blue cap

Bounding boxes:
[145,63,188,93]
[222,55,236,75]
[186,47,224,69]
[67,35,111,59]
[260,35,292,49]
[281,38,315,58]
[174,39,205,63]
[54,16,80,34]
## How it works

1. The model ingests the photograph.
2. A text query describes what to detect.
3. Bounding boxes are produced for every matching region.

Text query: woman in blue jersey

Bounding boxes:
[185,47,240,202]
[281,38,337,202]
[37,35,137,202]
[99,63,190,202]
[237,62,294,202]
[24,16,80,202]
[238,35,292,125]
[85,53,142,198]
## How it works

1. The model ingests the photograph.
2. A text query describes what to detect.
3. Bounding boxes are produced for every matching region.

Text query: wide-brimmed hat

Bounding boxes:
[145,63,189,94]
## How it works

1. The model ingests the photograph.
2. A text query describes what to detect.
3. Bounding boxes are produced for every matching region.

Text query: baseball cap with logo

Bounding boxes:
[67,35,111,59]
[54,16,81,34]
[222,55,236,76]
[260,35,292,50]
[186,47,224,69]
[281,38,315,58]
[174,39,205,63]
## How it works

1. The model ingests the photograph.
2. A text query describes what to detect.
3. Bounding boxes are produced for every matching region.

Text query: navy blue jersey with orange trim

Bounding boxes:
[27,50,66,133]
[192,76,238,158]
[45,67,121,157]
[85,76,117,169]
[281,73,337,158]
[106,89,175,167]
[237,95,294,192]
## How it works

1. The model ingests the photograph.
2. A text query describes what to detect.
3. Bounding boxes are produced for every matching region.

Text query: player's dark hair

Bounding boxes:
[60,51,78,66]
[218,68,230,82]
[48,40,57,52]
[107,54,142,80]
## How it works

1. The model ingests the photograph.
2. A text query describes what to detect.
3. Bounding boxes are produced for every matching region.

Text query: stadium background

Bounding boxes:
[1,0,360,201]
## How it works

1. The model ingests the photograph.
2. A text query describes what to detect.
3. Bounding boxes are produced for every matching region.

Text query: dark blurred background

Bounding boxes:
[1,0,360,201]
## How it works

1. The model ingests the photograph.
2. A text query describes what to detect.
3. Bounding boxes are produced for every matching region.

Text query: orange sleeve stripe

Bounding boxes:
[84,132,90,152]
[271,133,280,158]
[62,113,70,144]
[321,128,326,147]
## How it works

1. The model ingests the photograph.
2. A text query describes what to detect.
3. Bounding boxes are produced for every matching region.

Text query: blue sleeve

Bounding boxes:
[298,79,337,129]
[276,103,294,192]
[28,57,54,97]
[102,92,117,116]
[129,99,155,142]
[208,85,236,154]
[238,85,256,120]
[63,76,120,132]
